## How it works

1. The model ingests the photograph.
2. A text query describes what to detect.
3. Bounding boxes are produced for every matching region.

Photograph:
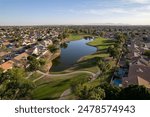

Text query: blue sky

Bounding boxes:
[0,0,150,25]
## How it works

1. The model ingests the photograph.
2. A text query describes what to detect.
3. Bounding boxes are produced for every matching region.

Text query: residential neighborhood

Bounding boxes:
[1,3,150,117]
[0,25,150,100]
[111,27,150,90]
[0,27,62,71]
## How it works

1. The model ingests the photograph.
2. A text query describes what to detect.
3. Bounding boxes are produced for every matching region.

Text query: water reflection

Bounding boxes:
[50,38,96,72]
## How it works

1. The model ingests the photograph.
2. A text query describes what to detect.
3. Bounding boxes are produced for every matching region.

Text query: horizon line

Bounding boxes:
[1,24,150,27]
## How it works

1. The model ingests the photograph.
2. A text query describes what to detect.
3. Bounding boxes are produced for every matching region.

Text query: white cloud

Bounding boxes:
[124,0,150,4]
[66,0,150,25]
[71,8,128,16]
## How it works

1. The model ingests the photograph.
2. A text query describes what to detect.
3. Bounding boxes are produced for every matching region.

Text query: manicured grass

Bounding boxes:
[32,73,90,100]
[81,37,114,60]
[28,72,43,81]
[73,60,99,73]
[87,37,114,50]
[69,37,115,74]
[69,34,83,41]
[69,33,92,41]
[83,53,109,60]
[80,66,99,73]
[86,78,101,87]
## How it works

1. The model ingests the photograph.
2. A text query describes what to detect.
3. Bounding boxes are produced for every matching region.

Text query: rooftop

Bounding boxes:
[13,52,29,61]
[0,60,14,72]
[122,65,150,89]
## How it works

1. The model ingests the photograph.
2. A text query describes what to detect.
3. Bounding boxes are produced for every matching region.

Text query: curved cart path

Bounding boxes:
[36,70,95,77]
[59,70,101,100]
[33,70,100,100]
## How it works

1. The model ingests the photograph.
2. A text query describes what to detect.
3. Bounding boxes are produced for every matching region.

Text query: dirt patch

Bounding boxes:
[40,50,61,73]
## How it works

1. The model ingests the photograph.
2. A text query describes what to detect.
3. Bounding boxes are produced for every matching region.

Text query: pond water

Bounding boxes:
[50,39,97,72]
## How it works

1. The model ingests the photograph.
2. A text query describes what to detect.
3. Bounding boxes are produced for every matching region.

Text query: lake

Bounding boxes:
[50,39,97,72]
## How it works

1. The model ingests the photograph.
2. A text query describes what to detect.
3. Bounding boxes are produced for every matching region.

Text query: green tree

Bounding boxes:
[48,45,58,54]
[74,84,106,100]
[60,43,68,49]
[99,83,121,100]
[0,68,4,83]
[144,50,150,58]
[39,58,46,66]
[118,85,150,100]
[115,33,127,44]
[108,46,121,59]
[53,39,60,45]
[58,32,69,40]
[88,87,105,100]
[27,56,46,71]
[28,56,40,71]
[0,68,34,99]
[75,85,90,100]
[97,59,111,75]
[100,31,106,37]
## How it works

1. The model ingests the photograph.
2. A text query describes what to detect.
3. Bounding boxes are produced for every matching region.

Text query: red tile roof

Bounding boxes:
[0,60,14,71]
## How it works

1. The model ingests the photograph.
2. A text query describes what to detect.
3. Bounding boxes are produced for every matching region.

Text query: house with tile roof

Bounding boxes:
[13,52,29,61]
[0,60,14,72]
[12,52,29,68]
[122,65,150,89]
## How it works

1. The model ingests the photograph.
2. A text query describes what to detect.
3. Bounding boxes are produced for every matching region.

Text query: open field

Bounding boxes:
[87,37,114,50]
[31,73,90,99]
[28,72,43,81]
[82,37,114,60]
[69,33,92,41]
[69,34,83,41]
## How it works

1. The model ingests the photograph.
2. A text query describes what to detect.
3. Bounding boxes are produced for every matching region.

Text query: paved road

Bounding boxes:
[33,75,45,82]
[36,70,95,77]
[26,72,34,79]
[59,89,71,100]
[0,43,37,64]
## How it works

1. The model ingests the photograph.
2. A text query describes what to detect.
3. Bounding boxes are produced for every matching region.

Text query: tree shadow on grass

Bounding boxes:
[73,58,98,71]
[53,79,70,88]
[91,50,108,56]
[93,39,114,47]
[41,97,58,100]
[103,39,115,44]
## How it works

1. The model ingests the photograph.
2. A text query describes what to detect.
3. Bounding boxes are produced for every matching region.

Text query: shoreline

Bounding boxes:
[49,37,98,73]
[40,50,61,73]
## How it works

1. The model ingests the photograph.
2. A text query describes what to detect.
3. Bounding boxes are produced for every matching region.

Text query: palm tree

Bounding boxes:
[47,45,58,54]
[97,59,111,75]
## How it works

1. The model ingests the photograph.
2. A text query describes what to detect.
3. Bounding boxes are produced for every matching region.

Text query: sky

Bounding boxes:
[0,0,150,25]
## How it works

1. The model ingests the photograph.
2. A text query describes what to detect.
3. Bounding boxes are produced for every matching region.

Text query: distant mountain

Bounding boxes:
[86,23,131,26]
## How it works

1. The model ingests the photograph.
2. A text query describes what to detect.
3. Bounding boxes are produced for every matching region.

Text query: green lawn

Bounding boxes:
[86,78,101,88]
[81,37,114,60]
[69,33,92,41]
[83,53,109,60]
[69,34,83,41]
[32,73,90,100]
[87,37,114,50]
[70,36,115,73]
[28,72,43,81]
[72,60,99,73]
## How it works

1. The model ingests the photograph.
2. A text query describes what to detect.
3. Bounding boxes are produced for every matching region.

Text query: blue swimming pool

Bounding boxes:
[113,79,122,86]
